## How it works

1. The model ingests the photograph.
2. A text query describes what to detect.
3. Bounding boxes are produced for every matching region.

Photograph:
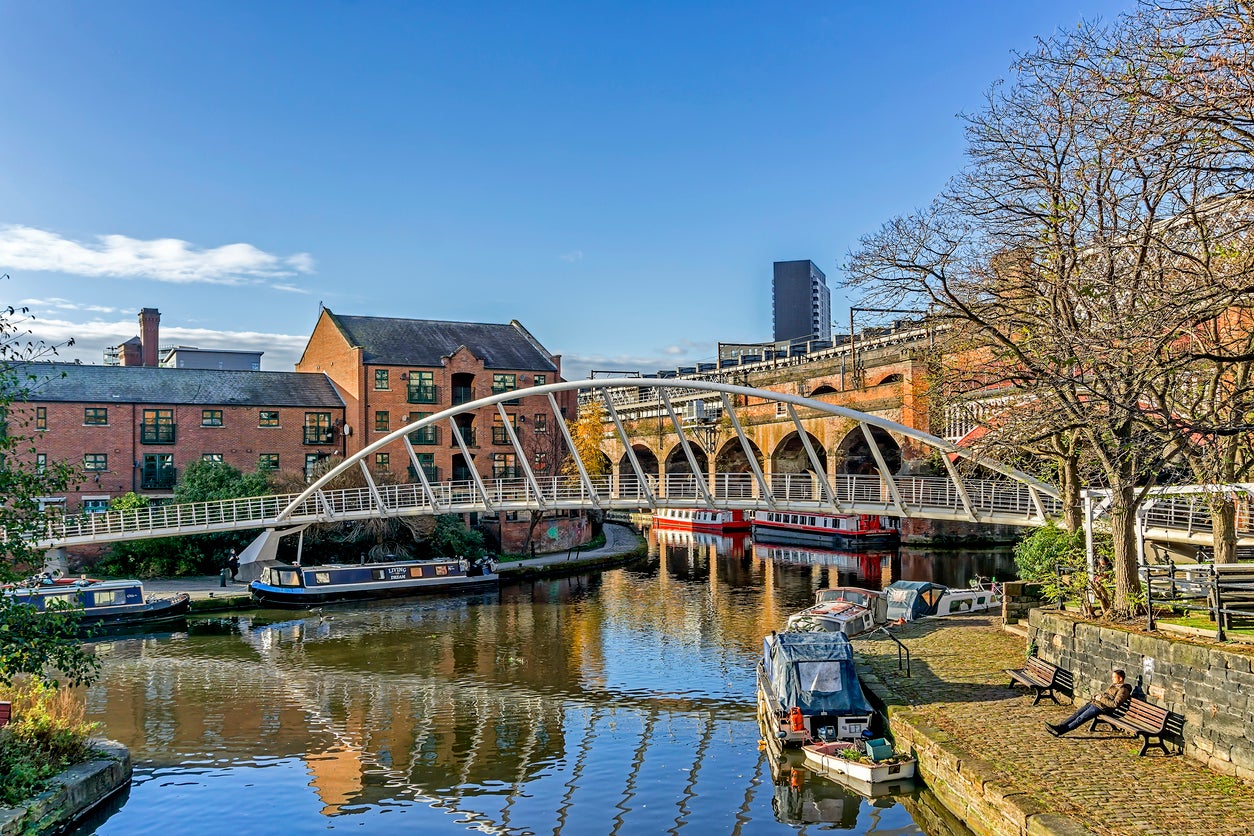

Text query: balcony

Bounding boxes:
[408,425,440,445]
[449,427,476,448]
[451,385,475,405]
[141,467,176,490]
[304,427,335,445]
[140,424,176,444]
[407,384,439,404]
[408,464,440,482]
[492,385,520,405]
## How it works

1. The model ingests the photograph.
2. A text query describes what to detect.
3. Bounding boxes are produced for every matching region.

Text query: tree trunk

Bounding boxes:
[1108,490,1143,614]
[1059,453,1082,533]
[1209,494,1238,564]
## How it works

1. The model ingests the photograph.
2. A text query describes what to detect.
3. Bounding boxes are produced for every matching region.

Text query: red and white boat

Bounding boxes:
[752,511,899,548]
[652,508,752,532]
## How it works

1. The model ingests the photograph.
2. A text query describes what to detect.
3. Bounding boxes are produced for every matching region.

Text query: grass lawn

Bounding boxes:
[1157,611,1254,640]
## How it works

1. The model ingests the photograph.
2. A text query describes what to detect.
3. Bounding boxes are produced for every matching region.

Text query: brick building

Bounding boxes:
[10,363,345,512]
[295,309,587,552]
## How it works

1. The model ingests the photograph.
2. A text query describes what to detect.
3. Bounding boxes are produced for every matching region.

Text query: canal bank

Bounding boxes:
[0,740,131,836]
[854,615,1254,836]
[139,522,647,612]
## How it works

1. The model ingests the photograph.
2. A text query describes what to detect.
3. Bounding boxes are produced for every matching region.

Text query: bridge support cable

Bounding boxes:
[720,392,774,508]
[600,389,655,507]
[859,422,905,516]
[449,417,494,512]
[940,452,979,522]
[786,404,839,508]
[660,387,716,507]
[357,459,390,517]
[550,392,602,509]
[497,402,547,509]
[402,435,446,513]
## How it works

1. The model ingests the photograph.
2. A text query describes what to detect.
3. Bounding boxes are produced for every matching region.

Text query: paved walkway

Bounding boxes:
[139,523,646,601]
[855,615,1254,836]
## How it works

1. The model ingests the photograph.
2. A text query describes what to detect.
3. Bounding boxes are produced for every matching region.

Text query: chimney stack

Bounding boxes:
[138,308,160,367]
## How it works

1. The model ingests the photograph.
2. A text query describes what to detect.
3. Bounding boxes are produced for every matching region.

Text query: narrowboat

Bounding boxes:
[757,631,874,753]
[5,577,191,629]
[883,579,1002,622]
[652,508,752,532]
[785,587,886,637]
[752,511,899,548]
[249,556,498,608]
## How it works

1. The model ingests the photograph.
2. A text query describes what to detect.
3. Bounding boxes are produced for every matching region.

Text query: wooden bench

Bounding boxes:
[1006,656,1066,705]
[0,701,10,728]
[1089,697,1177,756]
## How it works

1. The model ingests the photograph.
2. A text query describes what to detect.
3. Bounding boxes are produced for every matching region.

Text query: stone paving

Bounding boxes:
[855,615,1254,836]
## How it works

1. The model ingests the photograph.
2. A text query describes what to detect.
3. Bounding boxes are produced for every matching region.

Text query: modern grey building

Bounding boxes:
[772,260,831,342]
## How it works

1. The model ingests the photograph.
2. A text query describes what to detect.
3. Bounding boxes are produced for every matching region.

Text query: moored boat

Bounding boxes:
[883,579,1002,622]
[652,508,752,532]
[752,511,899,548]
[249,556,498,608]
[5,576,191,629]
[785,587,885,637]
[757,631,874,752]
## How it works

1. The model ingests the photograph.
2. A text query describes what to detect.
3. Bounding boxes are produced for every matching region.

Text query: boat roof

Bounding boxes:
[765,630,856,662]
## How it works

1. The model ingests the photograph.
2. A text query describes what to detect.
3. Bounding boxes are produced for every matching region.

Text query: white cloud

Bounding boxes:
[558,249,584,263]
[17,298,121,314]
[560,341,715,381]
[0,225,315,285]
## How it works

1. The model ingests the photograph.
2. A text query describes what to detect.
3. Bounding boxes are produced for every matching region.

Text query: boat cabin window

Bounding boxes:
[92,590,122,606]
[372,569,387,581]
[314,573,331,585]
[920,589,943,607]
[796,661,843,692]
[408,566,425,578]
[42,592,77,609]
[435,565,448,576]
[274,569,300,587]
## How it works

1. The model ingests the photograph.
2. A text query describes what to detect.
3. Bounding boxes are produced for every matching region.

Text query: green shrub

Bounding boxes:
[0,678,98,806]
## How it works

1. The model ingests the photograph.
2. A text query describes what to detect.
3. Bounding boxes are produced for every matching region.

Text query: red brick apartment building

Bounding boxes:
[295,309,587,552]
[10,363,345,512]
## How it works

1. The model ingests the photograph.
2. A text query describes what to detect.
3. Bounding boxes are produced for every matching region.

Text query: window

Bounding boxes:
[374,369,390,390]
[492,373,517,395]
[36,407,46,430]
[492,452,517,479]
[202,453,224,464]
[82,499,108,514]
[35,453,46,473]
[533,374,546,387]
[141,454,175,489]
[202,409,223,427]
[534,413,547,433]
[304,412,333,444]
[408,412,438,445]
[258,453,279,470]
[535,451,548,472]
[305,453,325,478]
[259,410,280,428]
[374,411,390,433]
[492,413,516,445]
[407,371,437,404]
[375,452,390,472]
[83,453,108,471]
[92,589,122,606]
[414,452,437,481]
[84,407,108,425]
[141,409,175,444]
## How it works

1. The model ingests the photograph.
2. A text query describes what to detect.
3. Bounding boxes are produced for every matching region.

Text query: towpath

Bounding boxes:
[855,615,1254,836]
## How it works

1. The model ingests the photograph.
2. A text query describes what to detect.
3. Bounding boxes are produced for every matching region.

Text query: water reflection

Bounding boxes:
[74,530,998,835]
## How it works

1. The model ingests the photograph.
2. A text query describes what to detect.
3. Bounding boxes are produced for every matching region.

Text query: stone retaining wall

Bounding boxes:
[0,739,131,836]
[1028,609,1254,784]
[1001,582,1046,625]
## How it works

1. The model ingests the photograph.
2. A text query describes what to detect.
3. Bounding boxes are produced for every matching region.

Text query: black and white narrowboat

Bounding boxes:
[249,557,498,608]
[5,577,191,629]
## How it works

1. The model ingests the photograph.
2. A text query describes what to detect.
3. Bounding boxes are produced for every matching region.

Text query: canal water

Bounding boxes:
[72,530,1015,835]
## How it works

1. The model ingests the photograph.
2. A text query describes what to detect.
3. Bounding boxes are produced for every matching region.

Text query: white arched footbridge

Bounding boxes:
[31,379,1068,568]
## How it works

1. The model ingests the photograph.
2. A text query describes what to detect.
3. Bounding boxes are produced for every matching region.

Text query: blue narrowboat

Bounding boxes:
[249,557,498,608]
[5,577,191,629]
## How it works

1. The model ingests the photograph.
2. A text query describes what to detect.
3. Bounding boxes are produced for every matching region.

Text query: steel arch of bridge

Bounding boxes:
[277,377,1063,525]
[33,379,1066,552]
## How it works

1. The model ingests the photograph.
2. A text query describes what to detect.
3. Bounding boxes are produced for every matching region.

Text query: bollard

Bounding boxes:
[220,568,228,588]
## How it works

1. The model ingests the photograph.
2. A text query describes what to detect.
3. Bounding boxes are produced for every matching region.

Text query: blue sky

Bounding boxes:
[0,0,1130,378]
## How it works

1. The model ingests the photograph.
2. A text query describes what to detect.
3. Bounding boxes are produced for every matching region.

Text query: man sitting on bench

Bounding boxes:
[1046,669,1131,737]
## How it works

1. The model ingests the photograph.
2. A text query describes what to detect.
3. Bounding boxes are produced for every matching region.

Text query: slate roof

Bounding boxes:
[326,312,558,372]
[13,363,345,408]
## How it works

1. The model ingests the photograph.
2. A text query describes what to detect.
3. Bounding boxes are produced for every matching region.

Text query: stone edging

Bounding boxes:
[497,548,648,579]
[858,670,1097,836]
[0,739,132,836]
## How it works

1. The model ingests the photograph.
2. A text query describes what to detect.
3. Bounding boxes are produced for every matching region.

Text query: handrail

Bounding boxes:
[867,626,911,677]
